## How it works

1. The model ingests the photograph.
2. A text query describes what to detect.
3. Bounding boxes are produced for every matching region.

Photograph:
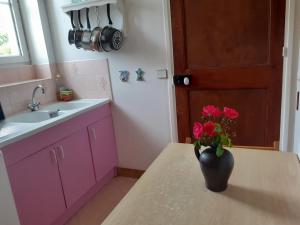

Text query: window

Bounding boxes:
[0,0,29,64]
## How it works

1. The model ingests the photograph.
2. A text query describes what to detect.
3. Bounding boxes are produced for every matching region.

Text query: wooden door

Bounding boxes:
[7,147,66,225]
[171,0,285,146]
[88,116,118,182]
[56,129,96,207]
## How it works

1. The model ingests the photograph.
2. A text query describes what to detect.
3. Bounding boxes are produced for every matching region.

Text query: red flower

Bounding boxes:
[193,122,203,139]
[203,122,217,137]
[224,107,239,119]
[202,105,222,117]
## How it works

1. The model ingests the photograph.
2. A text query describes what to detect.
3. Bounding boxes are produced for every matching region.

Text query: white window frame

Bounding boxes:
[0,0,29,65]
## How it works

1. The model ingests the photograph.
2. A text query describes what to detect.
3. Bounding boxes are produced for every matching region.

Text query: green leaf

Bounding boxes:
[215,123,222,133]
[194,140,201,149]
[212,136,220,146]
[216,145,224,157]
[220,135,226,143]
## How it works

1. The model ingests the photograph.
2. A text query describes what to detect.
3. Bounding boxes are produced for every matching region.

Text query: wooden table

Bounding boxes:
[102,144,300,225]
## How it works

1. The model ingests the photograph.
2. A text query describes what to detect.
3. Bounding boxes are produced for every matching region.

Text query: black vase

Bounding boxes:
[194,146,234,192]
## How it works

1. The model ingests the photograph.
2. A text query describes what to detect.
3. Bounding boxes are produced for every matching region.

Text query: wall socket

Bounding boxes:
[157,69,168,79]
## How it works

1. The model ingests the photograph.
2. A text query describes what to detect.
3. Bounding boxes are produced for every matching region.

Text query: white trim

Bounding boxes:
[162,0,178,143]
[280,0,295,152]
[0,0,29,65]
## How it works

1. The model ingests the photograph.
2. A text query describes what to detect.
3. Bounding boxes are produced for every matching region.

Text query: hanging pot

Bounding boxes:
[74,10,84,49]
[194,146,234,192]
[90,7,103,51]
[100,4,124,52]
[68,11,76,45]
[81,8,92,50]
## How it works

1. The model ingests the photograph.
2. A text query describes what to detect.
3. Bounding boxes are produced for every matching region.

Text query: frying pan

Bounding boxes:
[81,8,92,50]
[90,7,103,52]
[100,4,123,52]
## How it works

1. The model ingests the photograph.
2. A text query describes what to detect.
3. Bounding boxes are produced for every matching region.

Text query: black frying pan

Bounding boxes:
[100,4,124,52]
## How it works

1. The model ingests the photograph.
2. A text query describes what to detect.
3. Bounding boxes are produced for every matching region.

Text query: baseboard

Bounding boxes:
[117,167,145,179]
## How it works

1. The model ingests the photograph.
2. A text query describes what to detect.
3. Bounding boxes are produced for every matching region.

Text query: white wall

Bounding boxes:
[45,0,174,170]
[290,1,300,154]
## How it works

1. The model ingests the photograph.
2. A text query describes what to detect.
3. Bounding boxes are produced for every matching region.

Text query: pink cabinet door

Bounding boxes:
[7,147,66,225]
[56,129,96,207]
[88,116,118,182]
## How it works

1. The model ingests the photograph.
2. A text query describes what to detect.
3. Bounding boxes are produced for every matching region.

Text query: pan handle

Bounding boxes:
[86,8,91,30]
[107,4,113,25]
[70,11,75,29]
[78,10,83,29]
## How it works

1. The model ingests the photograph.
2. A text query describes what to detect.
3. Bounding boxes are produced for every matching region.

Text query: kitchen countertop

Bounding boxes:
[102,144,300,225]
[0,99,110,149]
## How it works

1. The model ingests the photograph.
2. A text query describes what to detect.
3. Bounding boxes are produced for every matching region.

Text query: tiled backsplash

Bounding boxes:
[0,79,57,117]
[0,65,36,85]
[0,59,112,117]
[57,59,113,100]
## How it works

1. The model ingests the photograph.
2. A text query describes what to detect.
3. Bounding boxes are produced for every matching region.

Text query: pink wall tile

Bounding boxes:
[0,63,56,117]
[33,64,54,79]
[56,59,112,100]
[0,65,35,85]
[0,79,56,117]
[0,59,110,117]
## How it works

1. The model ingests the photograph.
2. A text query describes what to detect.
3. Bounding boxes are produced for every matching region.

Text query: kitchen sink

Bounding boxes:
[43,102,91,111]
[7,111,63,124]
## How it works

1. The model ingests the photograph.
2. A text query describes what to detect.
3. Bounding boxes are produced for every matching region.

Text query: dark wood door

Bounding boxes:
[171,0,285,147]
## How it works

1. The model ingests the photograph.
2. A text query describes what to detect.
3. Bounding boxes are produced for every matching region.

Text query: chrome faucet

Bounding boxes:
[28,85,45,111]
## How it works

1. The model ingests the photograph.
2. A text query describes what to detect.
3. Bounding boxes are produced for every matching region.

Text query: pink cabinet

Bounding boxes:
[4,104,118,225]
[56,129,96,207]
[88,116,118,182]
[8,147,66,225]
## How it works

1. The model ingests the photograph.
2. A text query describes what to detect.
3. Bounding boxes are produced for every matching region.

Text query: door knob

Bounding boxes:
[184,77,190,86]
[173,75,192,86]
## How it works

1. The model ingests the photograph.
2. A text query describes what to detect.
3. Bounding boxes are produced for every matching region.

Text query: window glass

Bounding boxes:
[0,0,21,57]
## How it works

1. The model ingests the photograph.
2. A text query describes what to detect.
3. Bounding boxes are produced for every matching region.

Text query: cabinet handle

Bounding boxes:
[91,128,97,140]
[50,149,58,164]
[58,146,65,160]
[297,91,299,111]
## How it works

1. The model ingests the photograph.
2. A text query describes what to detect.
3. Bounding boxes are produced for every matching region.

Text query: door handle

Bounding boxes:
[50,149,58,164]
[57,146,65,160]
[173,75,192,86]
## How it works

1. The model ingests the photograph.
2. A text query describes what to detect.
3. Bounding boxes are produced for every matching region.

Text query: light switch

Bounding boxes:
[157,69,168,79]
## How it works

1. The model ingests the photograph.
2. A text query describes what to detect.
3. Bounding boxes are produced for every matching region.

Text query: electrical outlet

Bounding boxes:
[157,69,168,79]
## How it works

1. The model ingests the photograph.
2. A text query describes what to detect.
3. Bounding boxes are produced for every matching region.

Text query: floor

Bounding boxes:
[65,177,137,225]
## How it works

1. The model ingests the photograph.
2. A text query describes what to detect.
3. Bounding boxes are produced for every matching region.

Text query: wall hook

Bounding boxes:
[119,71,129,82]
[136,68,145,81]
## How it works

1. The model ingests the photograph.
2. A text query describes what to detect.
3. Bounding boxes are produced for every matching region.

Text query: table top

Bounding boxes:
[102,144,300,225]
